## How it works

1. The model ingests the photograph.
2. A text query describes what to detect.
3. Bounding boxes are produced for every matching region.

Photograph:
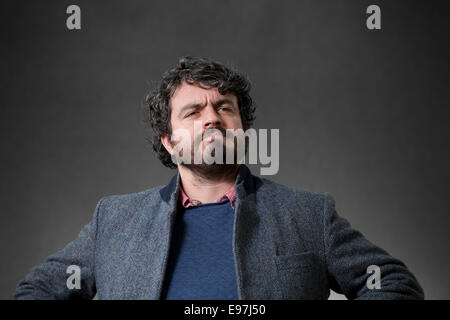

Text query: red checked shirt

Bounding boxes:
[179,184,236,210]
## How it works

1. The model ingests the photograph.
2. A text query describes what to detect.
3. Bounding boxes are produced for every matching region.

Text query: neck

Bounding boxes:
[178,164,240,204]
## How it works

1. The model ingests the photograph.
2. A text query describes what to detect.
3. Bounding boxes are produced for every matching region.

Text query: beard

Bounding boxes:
[181,144,241,181]
[181,162,240,181]
[173,126,243,180]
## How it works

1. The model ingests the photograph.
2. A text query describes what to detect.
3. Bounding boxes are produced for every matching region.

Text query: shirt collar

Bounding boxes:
[179,183,236,210]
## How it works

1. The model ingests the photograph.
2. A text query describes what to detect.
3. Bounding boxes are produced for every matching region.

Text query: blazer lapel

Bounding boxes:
[124,170,181,299]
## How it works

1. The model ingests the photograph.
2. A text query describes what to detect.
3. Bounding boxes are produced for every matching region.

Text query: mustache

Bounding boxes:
[191,126,227,146]
[201,126,227,140]
[169,126,228,146]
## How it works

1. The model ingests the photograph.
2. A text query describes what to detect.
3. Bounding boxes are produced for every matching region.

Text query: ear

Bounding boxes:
[161,134,173,155]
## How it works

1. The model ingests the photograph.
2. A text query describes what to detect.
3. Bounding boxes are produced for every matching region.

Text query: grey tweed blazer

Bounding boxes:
[14,164,424,299]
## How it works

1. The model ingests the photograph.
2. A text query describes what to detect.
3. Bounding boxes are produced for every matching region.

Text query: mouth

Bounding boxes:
[203,131,225,142]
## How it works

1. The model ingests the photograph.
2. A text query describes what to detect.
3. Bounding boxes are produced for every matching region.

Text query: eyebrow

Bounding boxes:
[178,102,204,118]
[212,98,235,108]
[177,98,236,118]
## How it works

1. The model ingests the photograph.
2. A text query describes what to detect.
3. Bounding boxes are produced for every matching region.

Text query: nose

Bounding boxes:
[202,105,223,129]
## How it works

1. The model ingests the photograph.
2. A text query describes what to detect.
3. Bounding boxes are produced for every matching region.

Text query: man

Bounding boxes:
[14,57,424,300]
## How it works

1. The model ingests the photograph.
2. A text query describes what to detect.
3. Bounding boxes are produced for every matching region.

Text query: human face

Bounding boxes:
[161,81,244,166]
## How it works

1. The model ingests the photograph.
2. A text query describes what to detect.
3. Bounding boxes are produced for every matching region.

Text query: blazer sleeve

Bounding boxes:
[13,197,105,300]
[323,193,425,300]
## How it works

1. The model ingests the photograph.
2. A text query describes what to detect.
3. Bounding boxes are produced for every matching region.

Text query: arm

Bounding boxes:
[13,197,105,300]
[323,193,424,299]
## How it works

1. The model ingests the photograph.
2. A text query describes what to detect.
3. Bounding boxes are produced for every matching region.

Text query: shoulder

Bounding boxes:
[253,176,338,230]
[93,185,165,225]
[97,185,163,209]
[256,176,332,210]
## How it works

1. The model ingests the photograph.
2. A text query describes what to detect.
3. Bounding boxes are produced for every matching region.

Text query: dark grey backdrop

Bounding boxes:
[2,0,449,299]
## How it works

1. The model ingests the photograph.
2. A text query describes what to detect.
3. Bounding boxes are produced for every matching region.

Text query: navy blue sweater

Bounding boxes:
[161,200,238,300]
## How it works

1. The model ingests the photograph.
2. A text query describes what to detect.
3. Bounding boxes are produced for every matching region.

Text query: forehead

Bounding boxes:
[170,81,237,110]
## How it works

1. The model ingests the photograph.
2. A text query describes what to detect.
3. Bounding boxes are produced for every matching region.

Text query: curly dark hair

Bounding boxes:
[146,56,256,169]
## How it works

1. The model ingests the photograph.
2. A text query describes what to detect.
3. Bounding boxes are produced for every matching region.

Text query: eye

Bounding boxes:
[185,111,198,118]
[219,106,232,112]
